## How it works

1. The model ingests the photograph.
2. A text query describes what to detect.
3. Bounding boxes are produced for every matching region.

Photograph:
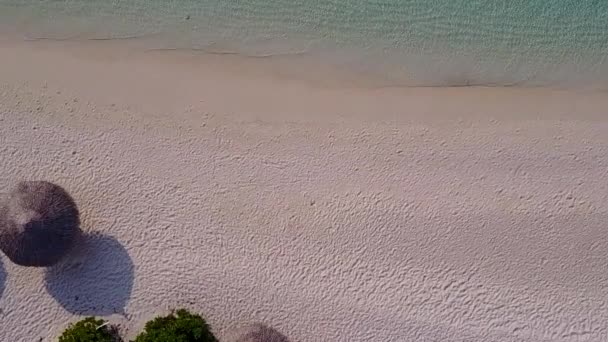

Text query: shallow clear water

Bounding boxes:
[2,0,608,87]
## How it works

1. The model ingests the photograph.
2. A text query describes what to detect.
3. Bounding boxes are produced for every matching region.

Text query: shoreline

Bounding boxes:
[3,23,608,90]
[3,1,608,89]
[1,35,608,125]
[1,37,608,341]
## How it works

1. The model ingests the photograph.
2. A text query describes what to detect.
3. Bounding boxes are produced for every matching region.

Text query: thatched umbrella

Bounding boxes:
[0,181,80,267]
[224,323,290,342]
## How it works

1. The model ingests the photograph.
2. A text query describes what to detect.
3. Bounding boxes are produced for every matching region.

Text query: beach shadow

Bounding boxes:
[0,258,6,300]
[44,233,134,315]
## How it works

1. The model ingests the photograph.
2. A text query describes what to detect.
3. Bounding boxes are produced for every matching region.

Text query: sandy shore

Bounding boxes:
[1,37,608,341]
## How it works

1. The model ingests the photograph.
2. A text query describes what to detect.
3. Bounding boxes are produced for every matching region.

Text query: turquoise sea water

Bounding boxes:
[1,0,608,87]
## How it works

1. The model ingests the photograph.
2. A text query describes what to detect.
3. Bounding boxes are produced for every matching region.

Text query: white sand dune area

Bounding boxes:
[1,38,608,341]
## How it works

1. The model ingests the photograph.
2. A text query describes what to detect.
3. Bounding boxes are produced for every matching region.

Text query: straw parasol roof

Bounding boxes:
[0,181,80,267]
[225,323,290,342]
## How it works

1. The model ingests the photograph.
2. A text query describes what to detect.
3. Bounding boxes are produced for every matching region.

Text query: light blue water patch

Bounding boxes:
[1,0,608,87]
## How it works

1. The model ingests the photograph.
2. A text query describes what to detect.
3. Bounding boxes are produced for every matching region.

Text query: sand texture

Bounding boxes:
[1,39,608,341]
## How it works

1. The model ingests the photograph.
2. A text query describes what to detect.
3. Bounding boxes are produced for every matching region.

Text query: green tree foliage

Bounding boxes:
[133,309,217,342]
[58,317,118,342]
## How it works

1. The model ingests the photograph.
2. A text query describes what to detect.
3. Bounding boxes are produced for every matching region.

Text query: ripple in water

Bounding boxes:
[1,0,607,87]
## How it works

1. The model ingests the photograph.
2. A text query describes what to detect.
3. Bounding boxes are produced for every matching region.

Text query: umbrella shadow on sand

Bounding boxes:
[0,258,6,300]
[45,233,134,316]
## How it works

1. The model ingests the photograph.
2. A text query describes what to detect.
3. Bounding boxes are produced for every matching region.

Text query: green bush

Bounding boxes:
[58,317,119,342]
[132,309,217,342]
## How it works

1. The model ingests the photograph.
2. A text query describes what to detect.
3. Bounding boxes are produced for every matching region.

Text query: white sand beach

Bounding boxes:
[1,37,608,341]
